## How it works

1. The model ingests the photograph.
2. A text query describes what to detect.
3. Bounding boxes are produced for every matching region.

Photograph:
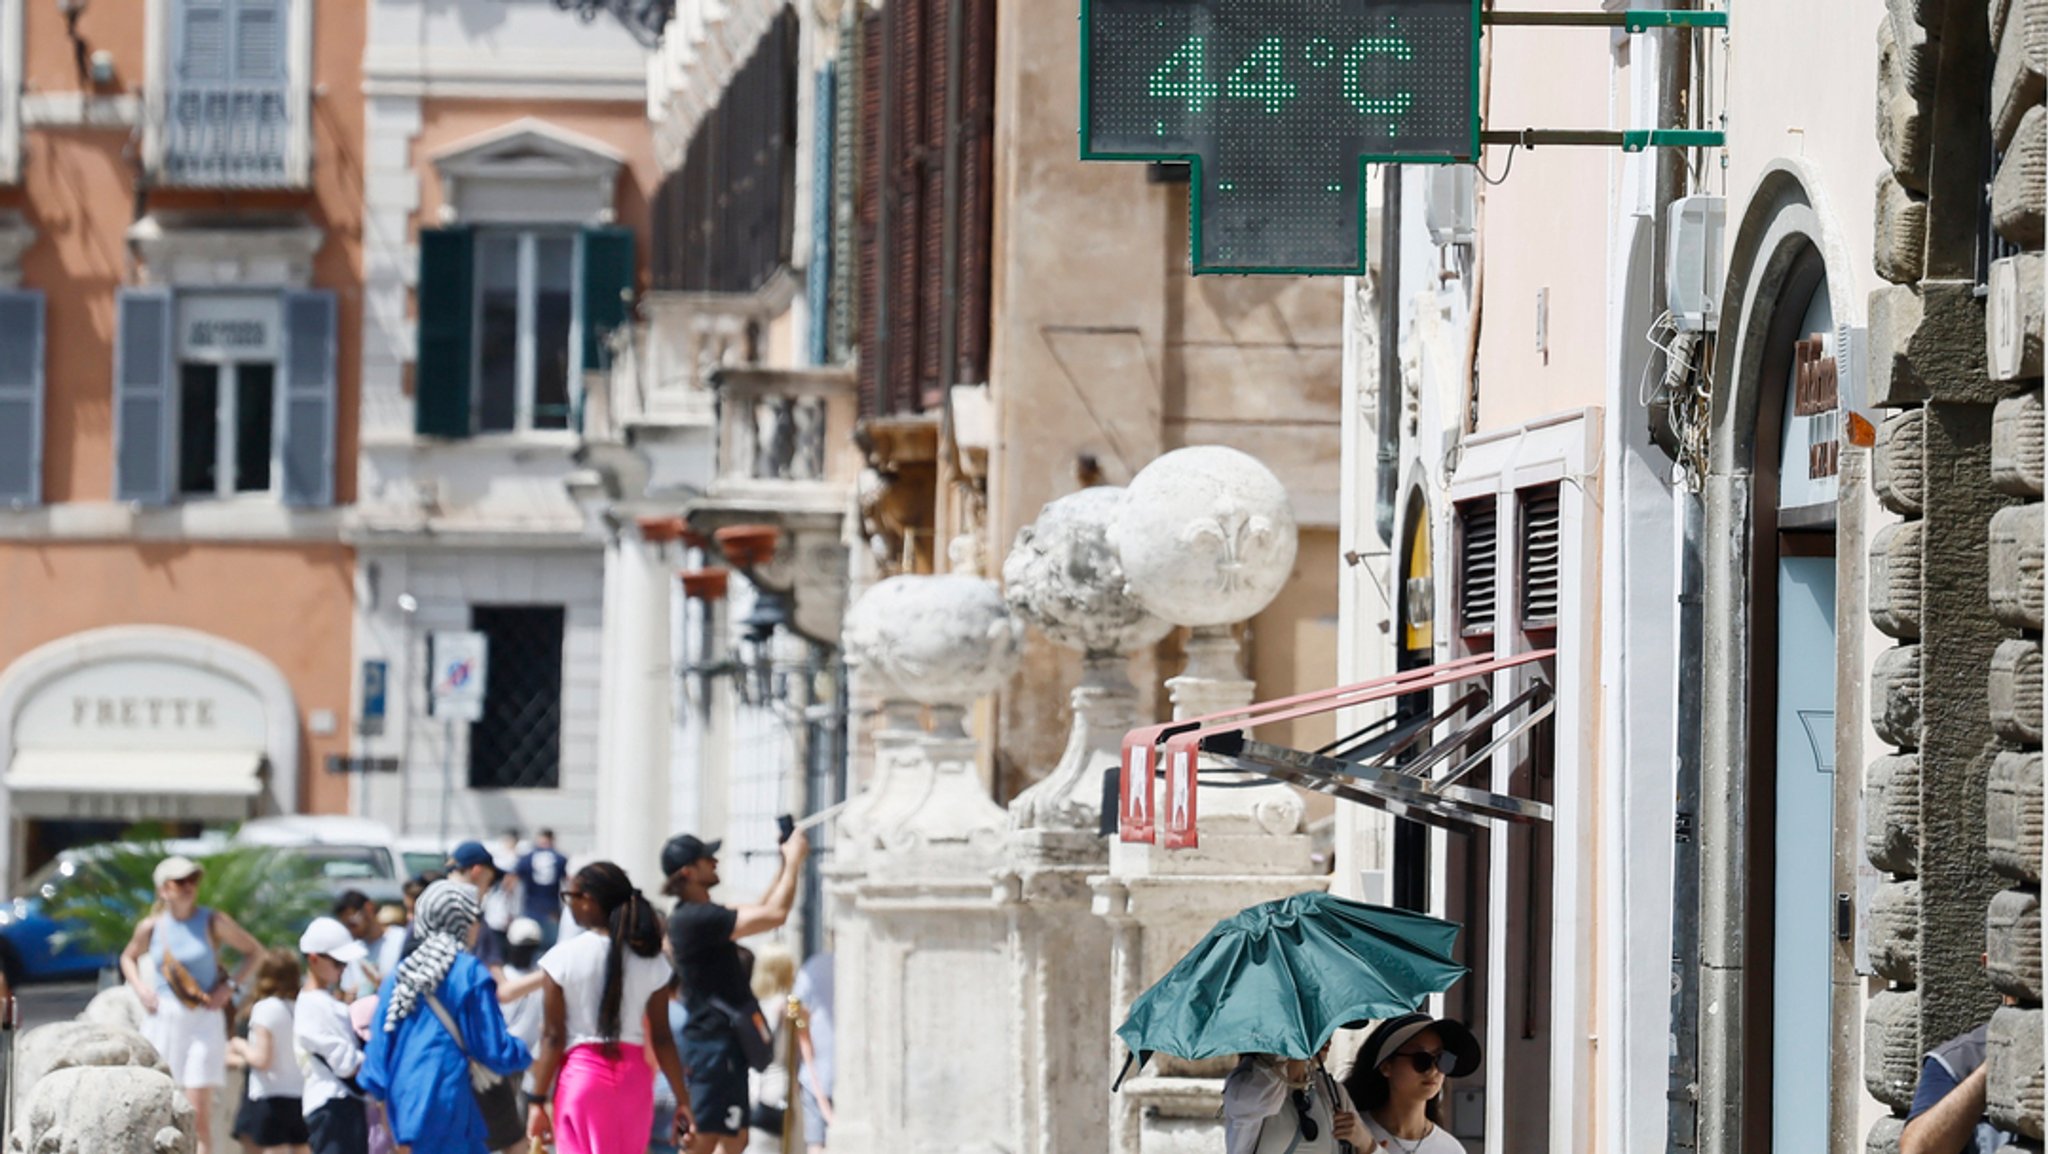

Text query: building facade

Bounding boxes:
[0,0,363,886]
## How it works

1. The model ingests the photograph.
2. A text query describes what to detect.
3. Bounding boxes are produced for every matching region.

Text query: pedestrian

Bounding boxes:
[661,830,809,1154]
[118,854,266,1154]
[1223,1043,1362,1154]
[403,876,431,922]
[360,879,533,1154]
[229,950,311,1154]
[1900,1015,2019,1152]
[525,862,692,1154]
[791,950,835,1154]
[514,829,569,946]
[451,840,511,971]
[1340,1014,1482,1154]
[295,917,372,1154]
[496,917,547,1076]
[334,890,406,998]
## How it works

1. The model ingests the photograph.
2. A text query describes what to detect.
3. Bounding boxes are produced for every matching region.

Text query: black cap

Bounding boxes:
[660,834,722,877]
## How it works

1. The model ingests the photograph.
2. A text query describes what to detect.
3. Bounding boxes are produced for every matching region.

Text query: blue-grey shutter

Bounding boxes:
[175,0,230,84]
[807,63,836,366]
[280,289,336,506]
[231,0,284,83]
[0,291,46,507]
[114,288,176,505]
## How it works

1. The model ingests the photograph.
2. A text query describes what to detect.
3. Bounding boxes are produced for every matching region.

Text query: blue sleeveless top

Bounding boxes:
[148,907,218,995]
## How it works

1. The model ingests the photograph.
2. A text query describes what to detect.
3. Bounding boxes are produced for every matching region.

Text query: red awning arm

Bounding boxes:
[1117,649,1556,848]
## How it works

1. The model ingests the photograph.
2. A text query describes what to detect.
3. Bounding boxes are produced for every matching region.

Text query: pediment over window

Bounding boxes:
[432,119,628,225]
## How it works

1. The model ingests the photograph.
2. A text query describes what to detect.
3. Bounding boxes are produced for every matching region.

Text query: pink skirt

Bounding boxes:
[555,1044,657,1154]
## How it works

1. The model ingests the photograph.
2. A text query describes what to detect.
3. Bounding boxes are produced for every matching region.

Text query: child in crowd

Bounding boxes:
[230,951,311,1154]
[295,917,371,1154]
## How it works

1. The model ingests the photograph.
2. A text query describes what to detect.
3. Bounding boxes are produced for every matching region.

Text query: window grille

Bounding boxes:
[468,606,565,791]
[1457,500,1498,639]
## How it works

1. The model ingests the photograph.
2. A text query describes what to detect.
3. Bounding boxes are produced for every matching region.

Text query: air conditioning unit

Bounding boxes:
[1426,165,1476,246]
[1667,195,1726,332]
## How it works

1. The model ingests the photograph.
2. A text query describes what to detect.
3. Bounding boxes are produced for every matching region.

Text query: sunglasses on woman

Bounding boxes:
[1288,1088,1320,1141]
[1390,1049,1458,1075]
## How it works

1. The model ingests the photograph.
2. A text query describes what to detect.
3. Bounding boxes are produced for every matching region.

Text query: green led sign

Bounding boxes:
[1083,0,1480,274]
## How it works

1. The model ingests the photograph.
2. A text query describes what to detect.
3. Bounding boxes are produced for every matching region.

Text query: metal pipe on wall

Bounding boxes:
[1374,166,1402,547]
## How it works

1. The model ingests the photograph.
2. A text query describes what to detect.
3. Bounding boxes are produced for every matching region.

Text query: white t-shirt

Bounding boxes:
[1222,1060,1358,1154]
[1359,1114,1465,1154]
[539,931,674,1050]
[294,987,364,1116]
[246,997,306,1099]
[501,963,544,1051]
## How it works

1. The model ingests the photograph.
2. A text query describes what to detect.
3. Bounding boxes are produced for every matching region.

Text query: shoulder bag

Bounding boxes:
[424,993,526,1152]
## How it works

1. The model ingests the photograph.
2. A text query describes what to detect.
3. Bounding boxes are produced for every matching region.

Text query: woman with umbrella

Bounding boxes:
[1223,1041,1363,1154]
[1341,1014,1481,1153]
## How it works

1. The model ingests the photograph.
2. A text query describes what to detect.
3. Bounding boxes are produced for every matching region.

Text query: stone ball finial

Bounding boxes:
[1004,486,1175,657]
[842,574,1025,707]
[1109,446,1299,628]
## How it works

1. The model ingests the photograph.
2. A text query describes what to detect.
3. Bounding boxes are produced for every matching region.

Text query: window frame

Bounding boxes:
[171,293,285,502]
[470,227,585,437]
[144,0,314,188]
[465,604,566,792]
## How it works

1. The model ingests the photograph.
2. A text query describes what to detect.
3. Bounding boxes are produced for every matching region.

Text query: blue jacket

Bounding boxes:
[361,953,532,1154]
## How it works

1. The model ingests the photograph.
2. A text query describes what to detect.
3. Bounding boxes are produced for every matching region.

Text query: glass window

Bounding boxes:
[234,362,274,493]
[178,363,220,496]
[472,230,581,434]
[468,604,565,791]
[177,360,278,499]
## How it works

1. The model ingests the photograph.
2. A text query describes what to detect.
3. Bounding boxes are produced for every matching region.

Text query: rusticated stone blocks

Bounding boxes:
[1874,645,1926,749]
[1871,521,1928,639]
[1869,753,1924,876]
[1879,30,1933,192]
[1988,1004,2046,1139]
[1992,0,2047,148]
[1866,989,1925,1111]
[1876,408,1929,516]
[1987,887,2043,1002]
[1871,282,1995,405]
[1993,106,2048,249]
[1990,504,2045,629]
[1989,256,2045,383]
[1887,1,1943,99]
[1992,390,2045,494]
[1877,174,1930,284]
[1990,750,2045,883]
[1866,1114,1905,1154]
[1990,640,2045,744]
[1870,879,1923,981]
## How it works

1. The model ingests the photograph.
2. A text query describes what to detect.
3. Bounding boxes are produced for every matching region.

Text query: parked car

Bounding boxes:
[394,835,455,884]
[232,816,407,907]
[0,836,223,986]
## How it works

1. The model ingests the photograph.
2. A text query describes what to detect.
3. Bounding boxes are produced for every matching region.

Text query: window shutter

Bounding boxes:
[114,288,176,504]
[231,0,285,84]
[416,226,475,439]
[175,0,230,84]
[0,291,45,507]
[280,289,336,506]
[1518,486,1562,630]
[1456,499,1498,639]
[579,226,635,374]
[854,6,883,417]
[807,61,837,367]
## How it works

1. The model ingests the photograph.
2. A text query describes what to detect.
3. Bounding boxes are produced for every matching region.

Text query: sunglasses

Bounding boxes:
[1389,1049,1458,1075]
[1289,1088,1319,1142]
[166,876,200,890]
[560,889,585,903]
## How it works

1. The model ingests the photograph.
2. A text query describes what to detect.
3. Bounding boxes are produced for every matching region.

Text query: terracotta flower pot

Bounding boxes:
[715,524,781,568]
[638,516,687,544]
[678,567,730,600]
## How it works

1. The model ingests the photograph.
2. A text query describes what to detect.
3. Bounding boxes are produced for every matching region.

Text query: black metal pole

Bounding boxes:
[1374,167,1402,546]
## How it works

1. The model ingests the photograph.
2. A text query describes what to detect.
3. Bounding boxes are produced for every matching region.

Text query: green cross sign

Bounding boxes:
[1082,0,1480,275]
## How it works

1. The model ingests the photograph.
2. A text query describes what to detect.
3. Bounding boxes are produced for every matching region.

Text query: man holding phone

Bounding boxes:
[661,826,810,1154]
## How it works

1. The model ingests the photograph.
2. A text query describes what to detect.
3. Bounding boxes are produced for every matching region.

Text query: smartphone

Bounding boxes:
[777,813,796,844]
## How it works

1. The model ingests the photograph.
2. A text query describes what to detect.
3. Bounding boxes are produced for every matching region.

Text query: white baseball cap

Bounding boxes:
[153,856,203,887]
[508,917,545,946]
[298,916,369,964]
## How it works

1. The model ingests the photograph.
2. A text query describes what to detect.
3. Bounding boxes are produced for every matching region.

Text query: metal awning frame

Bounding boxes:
[1118,649,1557,848]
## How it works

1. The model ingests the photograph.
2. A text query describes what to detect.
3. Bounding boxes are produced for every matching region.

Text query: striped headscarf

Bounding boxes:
[383,879,480,1033]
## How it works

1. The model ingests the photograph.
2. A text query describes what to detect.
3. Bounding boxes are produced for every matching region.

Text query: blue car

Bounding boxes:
[0,854,115,985]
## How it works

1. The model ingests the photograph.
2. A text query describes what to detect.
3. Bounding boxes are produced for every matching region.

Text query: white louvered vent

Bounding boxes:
[1520,487,1562,629]
[1458,500,1498,638]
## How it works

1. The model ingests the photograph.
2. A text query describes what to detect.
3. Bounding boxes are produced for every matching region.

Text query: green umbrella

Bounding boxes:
[1115,892,1467,1078]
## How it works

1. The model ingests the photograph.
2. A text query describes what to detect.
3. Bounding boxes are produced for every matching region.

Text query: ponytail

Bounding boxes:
[576,861,663,1042]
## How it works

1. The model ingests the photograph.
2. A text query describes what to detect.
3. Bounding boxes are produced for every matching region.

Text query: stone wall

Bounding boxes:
[1864,0,2047,1150]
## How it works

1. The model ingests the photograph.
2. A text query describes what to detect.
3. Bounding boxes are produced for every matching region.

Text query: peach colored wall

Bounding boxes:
[0,544,358,815]
[411,99,661,275]
[1472,8,1614,434]
[0,1,366,817]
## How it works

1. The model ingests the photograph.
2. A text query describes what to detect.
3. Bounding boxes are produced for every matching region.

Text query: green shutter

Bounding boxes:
[416,226,474,439]
[580,227,636,372]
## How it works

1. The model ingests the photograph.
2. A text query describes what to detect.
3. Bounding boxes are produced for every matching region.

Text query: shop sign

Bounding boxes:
[13,659,267,752]
[430,632,489,723]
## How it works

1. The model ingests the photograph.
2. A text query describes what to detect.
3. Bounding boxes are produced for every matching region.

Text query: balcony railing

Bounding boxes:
[161,84,293,188]
[710,366,859,508]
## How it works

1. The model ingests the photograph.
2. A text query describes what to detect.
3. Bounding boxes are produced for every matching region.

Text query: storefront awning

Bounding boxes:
[7,750,265,821]
[1118,650,1557,849]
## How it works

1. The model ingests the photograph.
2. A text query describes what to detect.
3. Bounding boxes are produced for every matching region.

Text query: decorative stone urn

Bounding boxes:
[998,486,1174,1154]
[1097,446,1326,1154]
[828,573,1026,1154]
